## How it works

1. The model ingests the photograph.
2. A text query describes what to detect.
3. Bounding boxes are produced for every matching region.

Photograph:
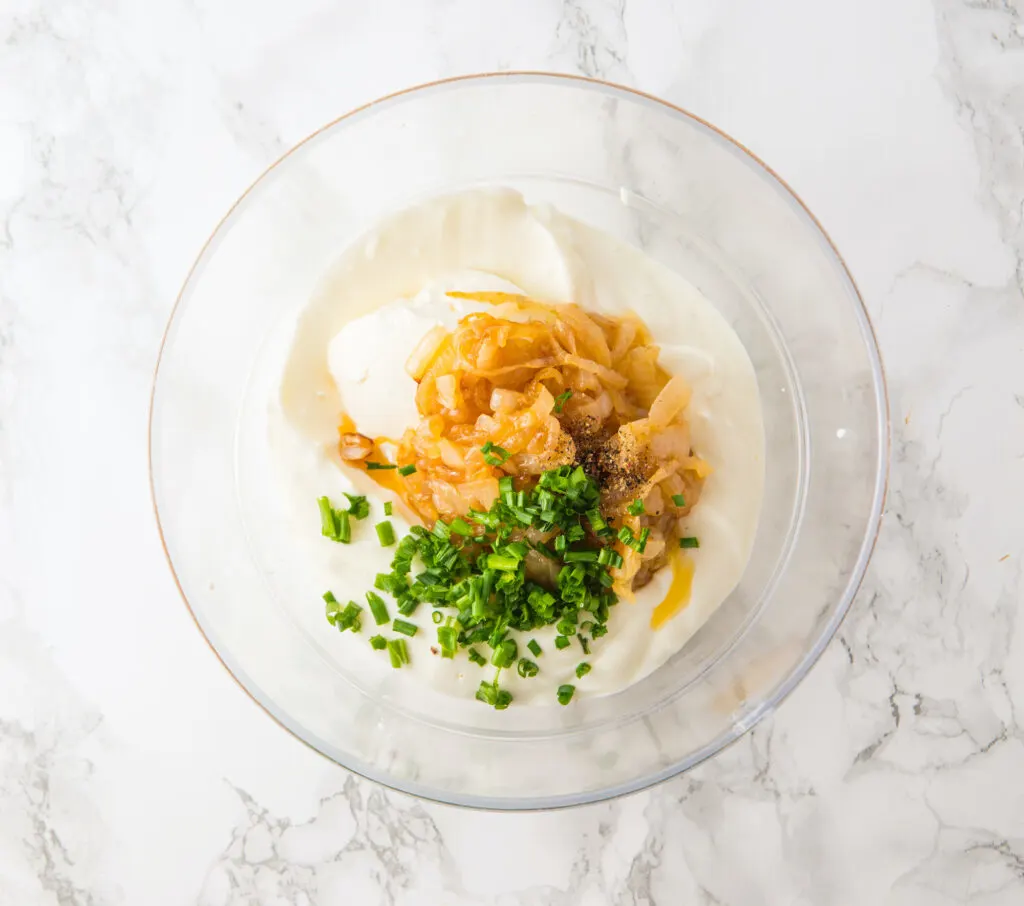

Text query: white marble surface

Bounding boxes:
[2,0,1022,903]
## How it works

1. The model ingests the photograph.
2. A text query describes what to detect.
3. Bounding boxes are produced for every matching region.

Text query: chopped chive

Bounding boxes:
[392,618,418,637]
[375,520,396,547]
[517,658,539,678]
[328,599,361,633]
[437,623,459,658]
[617,525,635,545]
[366,591,389,625]
[627,498,645,516]
[319,459,630,711]
[342,604,362,632]
[481,441,511,466]
[475,681,498,706]
[335,509,351,544]
[672,494,687,508]
[553,389,573,413]
[365,461,397,470]
[486,554,520,572]
[398,464,417,476]
[343,493,370,519]
[586,508,611,536]
[632,527,651,554]
[318,497,336,538]
[369,634,387,650]
[323,591,343,625]
[490,638,518,668]
[557,684,575,705]
[387,638,409,668]
[556,616,576,636]
[680,536,700,549]
[576,662,591,679]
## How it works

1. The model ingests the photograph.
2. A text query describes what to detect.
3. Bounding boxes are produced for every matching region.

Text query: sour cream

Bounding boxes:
[274,189,765,706]
[327,273,521,439]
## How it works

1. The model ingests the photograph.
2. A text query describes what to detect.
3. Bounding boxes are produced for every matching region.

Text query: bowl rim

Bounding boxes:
[148,70,891,811]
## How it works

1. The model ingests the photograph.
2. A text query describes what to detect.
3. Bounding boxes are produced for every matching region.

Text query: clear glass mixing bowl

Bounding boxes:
[150,73,888,809]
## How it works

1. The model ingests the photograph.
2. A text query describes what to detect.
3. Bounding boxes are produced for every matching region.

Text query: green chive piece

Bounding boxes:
[335,509,351,543]
[431,610,443,625]
[328,598,362,633]
[557,684,575,705]
[553,389,573,413]
[633,527,651,554]
[586,508,611,536]
[672,494,687,508]
[527,639,542,657]
[449,517,473,537]
[387,638,409,668]
[369,634,387,650]
[517,658,539,678]
[398,464,417,476]
[490,638,517,668]
[397,595,419,616]
[318,497,336,538]
[475,681,498,706]
[467,647,487,666]
[365,461,397,471]
[437,623,459,658]
[323,590,340,619]
[679,536,700,549]
[494,689,513,710]
[343,494,370,519]
[627,498,645,516]
[375,520,396,547]
[392,618,417,637]
[576,662,591,679]
[554,635,571,650]
[617,525,635,545]
[384,501,393,516]
[366,591,389,625]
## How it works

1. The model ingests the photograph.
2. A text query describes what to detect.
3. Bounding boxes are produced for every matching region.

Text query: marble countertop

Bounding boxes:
[2,1,1022,903]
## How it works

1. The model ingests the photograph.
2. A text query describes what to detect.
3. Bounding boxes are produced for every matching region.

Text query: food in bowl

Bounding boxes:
[275,188,764,709]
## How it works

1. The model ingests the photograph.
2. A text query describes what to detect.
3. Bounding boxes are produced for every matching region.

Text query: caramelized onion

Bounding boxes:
[342,293,710,593]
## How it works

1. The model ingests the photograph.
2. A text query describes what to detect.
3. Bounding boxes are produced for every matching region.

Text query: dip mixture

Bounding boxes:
[274,188,764,707]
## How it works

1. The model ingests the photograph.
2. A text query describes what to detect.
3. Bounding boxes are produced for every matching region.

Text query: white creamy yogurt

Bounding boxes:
[273,188,765,706]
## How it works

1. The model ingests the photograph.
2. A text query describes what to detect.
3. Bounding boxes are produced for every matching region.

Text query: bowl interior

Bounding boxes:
[151,74,886,808]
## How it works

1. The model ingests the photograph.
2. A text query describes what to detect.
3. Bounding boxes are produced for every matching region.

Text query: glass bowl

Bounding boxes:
[150,73,888,809]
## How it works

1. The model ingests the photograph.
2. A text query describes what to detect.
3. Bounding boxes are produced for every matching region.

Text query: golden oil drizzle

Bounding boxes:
[650,552,695,630]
